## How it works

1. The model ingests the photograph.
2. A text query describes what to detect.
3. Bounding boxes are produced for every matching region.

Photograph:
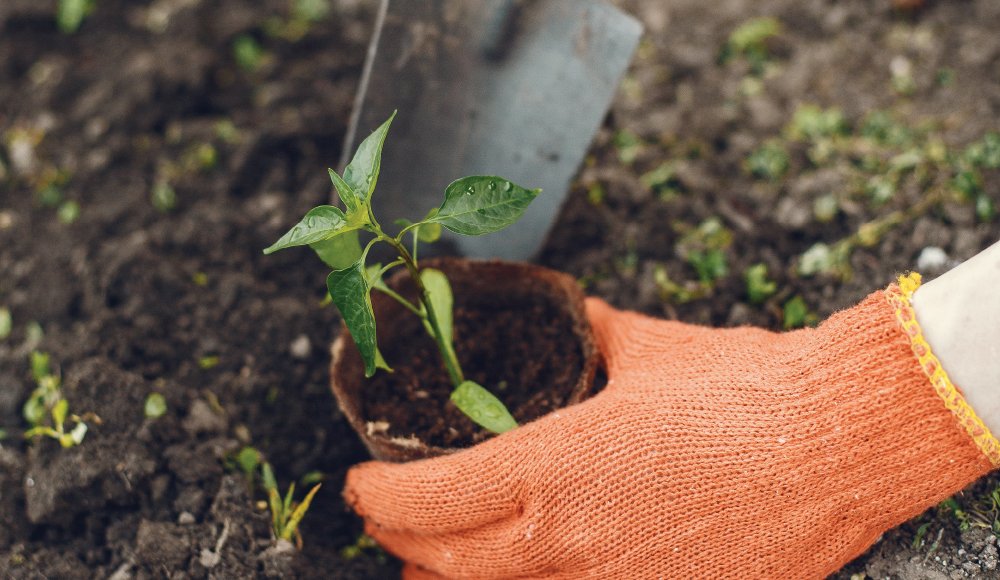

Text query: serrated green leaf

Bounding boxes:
[327,261,379,377]
[329,168,362,214]
[419,268,452,346]
[310,230,362,270]
[264,205,359,254]
[431,176,540,236]
[342,111,396,202]
[450,381,517,434]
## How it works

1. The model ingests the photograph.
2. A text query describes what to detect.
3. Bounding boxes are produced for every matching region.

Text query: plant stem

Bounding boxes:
[379,235,465,387]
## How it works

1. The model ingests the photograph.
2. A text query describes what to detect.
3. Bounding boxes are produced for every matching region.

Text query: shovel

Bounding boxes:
[340,0,642,260]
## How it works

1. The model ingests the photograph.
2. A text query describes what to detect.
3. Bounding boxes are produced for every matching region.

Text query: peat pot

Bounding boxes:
[331,258,600,462]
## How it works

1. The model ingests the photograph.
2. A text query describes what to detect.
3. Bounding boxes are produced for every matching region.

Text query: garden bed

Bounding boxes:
[0,0,998,578]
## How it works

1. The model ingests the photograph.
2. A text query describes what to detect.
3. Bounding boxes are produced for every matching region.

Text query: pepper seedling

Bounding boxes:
[264,111,540,433]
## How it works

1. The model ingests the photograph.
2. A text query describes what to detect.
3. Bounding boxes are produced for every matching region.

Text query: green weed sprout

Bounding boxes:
[744,263,777,304]
[261,462,320,548]
[57,0,94,34]
[23,351,98,447]
[263,112,540,434]
[722,17,781,73]
[24,398,91,448]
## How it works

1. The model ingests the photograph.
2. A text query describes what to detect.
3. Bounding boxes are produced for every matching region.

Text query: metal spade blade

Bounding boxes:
[341,0,642,260]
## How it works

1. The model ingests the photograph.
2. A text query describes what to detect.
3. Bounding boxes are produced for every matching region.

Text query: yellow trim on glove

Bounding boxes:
[885,272,1000,467]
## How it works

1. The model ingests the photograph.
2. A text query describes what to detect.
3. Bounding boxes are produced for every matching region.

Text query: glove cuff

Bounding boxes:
[884,272,1000,466]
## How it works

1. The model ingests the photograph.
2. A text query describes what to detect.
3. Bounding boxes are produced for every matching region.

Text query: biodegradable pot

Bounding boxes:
[331,258,600,462]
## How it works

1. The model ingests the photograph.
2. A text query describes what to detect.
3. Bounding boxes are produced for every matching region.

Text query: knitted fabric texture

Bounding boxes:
[344,284,998,579]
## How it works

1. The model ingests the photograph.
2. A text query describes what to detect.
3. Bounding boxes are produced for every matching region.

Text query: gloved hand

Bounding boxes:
[344,277,999,579]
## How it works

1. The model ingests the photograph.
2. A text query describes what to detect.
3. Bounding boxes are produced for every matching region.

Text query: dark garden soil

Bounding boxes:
[0,0,998,578]
[362,265,588,451]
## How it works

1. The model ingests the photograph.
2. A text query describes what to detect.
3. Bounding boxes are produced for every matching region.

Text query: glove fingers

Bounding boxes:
[368,516,539,579]
[344,451,519,534]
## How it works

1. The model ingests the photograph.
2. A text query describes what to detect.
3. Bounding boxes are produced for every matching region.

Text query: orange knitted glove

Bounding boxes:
[344,276,1000,579]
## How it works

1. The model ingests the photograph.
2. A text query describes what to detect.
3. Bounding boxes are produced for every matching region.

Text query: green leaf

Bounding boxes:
[450,381,517,434]
[431,176,540,236]
[267,486,283,534]
[57,0,92,33]
[327,261,380,377]
[144,393,167,419]
[68,421,87,445]
[23,395,46,426]
[283,484,322,541]
[783,295,815,329]
[342,111,396,203]
[419,268,452,346]
[397,213,441,244]
[264,206,362,254]
[744,263,777,304]
[52,398,69,428]
[329,168,362,215]
[417,222,442,243]
[236,446,261,475]
[0,307,10,340]
[364,264,390,293]
[310,230,362,270]
[261,462,278,493]
[283,482,296,517]
[30,351,51,381]
[24,426,56,440]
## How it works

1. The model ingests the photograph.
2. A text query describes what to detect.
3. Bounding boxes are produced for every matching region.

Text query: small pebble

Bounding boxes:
[916,246,949,273]
[289,334,311,359]
[178,511,196,525]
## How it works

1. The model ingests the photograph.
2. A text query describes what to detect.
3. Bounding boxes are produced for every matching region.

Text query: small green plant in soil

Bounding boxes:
[264,112,540,434]
[24,398,89,448]
[675,217,733,286]
[261,462,320,549]
[57,0,94,34]
[22,351,99,447]
[744,263,777,304]
[721,17,782,74]
[0,307,11,339]
[144,392,167,419]
[341,533,385,563]
[782,295,816,329]
[745,139,789,180]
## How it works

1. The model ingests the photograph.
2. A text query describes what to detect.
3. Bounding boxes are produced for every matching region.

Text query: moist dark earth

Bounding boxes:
[1,0,998,578]
[360,261,589,451]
